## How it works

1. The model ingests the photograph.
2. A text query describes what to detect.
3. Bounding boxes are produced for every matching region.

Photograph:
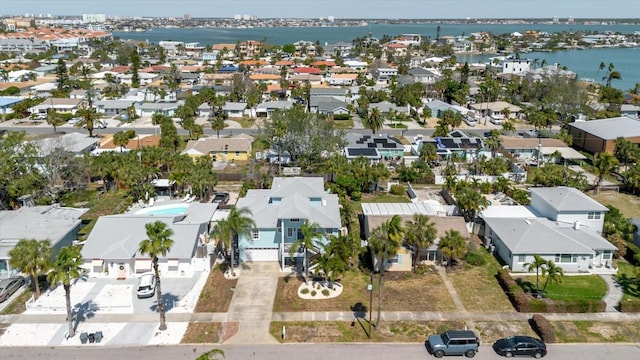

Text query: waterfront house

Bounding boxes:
[567,116,640,154]
[235,177,341,271]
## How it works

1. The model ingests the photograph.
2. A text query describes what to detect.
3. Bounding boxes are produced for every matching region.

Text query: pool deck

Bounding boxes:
[127,198,188,214]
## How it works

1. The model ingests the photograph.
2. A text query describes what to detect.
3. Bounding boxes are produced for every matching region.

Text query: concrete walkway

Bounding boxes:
[224,262,281,344]
[437,266,476,332]
[601,274,624,312]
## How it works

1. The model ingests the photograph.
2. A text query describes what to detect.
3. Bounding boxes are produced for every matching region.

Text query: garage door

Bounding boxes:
[243,248,279,262]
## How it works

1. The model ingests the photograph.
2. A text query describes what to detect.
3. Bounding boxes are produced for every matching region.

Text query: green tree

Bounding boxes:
[210,116,225,138]
[54,58,69,94]
[368,215,402,328]
[289,221,323,284]
[113,130,136,152]
[138,221,174,331]
[438,230,467,267]
[593,152,618,194]
[525,254,548,294]
[75,105,99,137]
[614,137,637,172]
[46,109,66,133]
[46,245,84,338]
[455,186,489,222]
[542,260,563,293]
[501,120,516,135]
[188,156,218,200]
[363,107,384,134]
[216,207,255,273]
[8,239,53,299]
[404,214,437,271]
[0,131,44,209]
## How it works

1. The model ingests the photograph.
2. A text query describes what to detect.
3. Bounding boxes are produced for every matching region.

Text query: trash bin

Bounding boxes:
[88,333,95,343]
[94,331,103,344]
[80,332,88,344]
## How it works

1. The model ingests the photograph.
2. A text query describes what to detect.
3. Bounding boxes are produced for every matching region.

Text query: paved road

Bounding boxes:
[1,343,640,360]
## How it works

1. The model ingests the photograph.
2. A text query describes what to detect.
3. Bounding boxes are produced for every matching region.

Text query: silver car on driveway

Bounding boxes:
[0,276,26,303]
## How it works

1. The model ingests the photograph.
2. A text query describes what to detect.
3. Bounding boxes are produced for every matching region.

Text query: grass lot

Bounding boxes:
[331,119,354,129]
[194,265,238,313]
[273,269,456,312]
[181,322,223,344]
[615,262,640,300]
[589,191,640,218]
[59,189,131,239]
[552,321,640,343]
[232,117,256,128]
[448,247,514,312]
[270,320,466,343]
[513,275,607,301]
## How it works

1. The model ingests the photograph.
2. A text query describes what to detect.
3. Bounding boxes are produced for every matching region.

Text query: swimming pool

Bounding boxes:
[136,203,189,215]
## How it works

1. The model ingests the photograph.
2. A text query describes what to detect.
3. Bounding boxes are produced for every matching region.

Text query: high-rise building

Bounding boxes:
[82,13,106,23]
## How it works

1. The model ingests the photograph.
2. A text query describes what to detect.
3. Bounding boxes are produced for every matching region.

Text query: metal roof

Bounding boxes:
[568,117,640,140]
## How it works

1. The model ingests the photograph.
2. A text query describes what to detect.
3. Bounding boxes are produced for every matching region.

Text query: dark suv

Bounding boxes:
[426,330,480,358]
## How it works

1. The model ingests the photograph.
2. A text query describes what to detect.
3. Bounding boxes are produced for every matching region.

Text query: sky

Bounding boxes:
[1,0,639,19]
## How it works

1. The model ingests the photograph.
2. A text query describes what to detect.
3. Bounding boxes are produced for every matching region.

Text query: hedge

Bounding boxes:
[531,314,557,343]
[619,298,640,312]
[332,114,351,120]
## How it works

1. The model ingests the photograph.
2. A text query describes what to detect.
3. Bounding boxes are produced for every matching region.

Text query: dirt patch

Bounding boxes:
[181,322,223,344]
[194,266,238,313]
[475,321,537,343]
[590,192,640,218]
[273,270,456,312]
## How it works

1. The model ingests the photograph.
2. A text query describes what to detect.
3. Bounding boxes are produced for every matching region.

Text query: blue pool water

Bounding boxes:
[139,204,189,215]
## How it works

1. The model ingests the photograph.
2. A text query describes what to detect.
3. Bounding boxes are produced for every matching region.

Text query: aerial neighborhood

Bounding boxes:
[1,12,640,353]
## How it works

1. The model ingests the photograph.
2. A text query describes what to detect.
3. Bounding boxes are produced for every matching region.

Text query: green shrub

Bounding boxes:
[531,314,557,343]
[350,191,362,201]
[300,288,309,294]
[333,114,350,120]
[389,184,406,196]
[310,290,317,297]
[322,289,330,297]
[463,250,487,266]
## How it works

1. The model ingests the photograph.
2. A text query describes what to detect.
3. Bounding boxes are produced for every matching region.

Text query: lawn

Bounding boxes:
[513,274,607,301]
[552,321,640,343]
[615,262,640,300]
[273,269,456,312]
[193,265,238,313]
[59,189,131,239]
[231,117,256,128]
[589,191,640,218]
[331,119,354,129]
[448,245,514,312]
[181,322,224,343]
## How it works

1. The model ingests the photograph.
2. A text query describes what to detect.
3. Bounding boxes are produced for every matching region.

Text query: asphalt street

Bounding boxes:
[1,343,640,360]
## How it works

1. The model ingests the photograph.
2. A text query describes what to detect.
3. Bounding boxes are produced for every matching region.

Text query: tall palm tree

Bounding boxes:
[210,116,225,138]
[76,105,99,137]
[46,245,84,338]
[368,215,402,328]
[593,152,619,194]
[437,230,467,267]
[525,254,548,295]
[8,239,53,299]
[542,260,564,293]
[289,221,322,283]
[363,107,384,134]
[46,109,66,133]
[404,214,437,271]
[138,221,174,331]
[455,186,490,223]
[221,207,255,272]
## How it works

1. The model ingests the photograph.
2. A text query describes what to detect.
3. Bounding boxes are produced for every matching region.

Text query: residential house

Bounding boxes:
[480,186,616,273]
[469,101,522,120]
[32,132,100,157]
[182,134,254,163]
[0,204,88,276]
[316,99,349,118]
[374,67,398,84]
[238,40,263,58]
[407,67,439,85]
[221,102,248,118]
[136,101,183,117]
[621,104,640,119]
[95,99,137,117]
[567,117,640,154]
[30,98,84,115]
[255,100,295,118]
[361,203,469,270]
[420,130,486,162]
[345,133,404,162]
[327,73,357,86]
[234,177,342,271]
[0,96,23,114]
[500,136,586,164]
[368,101,410,116]
[81,202,218,278]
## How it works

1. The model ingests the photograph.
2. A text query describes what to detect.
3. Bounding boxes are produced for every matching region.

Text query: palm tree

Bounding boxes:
[525,254,548,295]
[219,207,255,273]
[210,116,225,138]
[455,186,490,223]
[76,105,99,137]
[46,245,84,338]
[438,230,467,267]
[368,215,402,328]
[8,239,53,299]
[363,107,384,134]
[289,221,322,284]
[501,120,516,135]
[593,152,619,194]
[46,109,66,133]
[404,214,437,271]
[138,221,174,331]
[542,260,564,293]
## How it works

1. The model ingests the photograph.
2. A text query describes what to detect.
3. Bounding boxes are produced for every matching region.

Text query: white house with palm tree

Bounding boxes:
[235,177,342,271]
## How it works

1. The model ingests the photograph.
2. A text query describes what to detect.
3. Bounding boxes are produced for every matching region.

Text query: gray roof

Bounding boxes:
[567,117,640,140]
[32,132,100,156]
[81,203,216,261]
[95,100,137,109]
[0,205,88,258]
[368,101,408,114]
[408,67,437,76]
[530,187,608,212]
[310,88,347,97]
[316,99,348,112]
[256,100,295,111]
[484,217,616,254]
[235,177,341,229]
[138,101,182,110]
[222,102,247,111]
[345,132,403,149]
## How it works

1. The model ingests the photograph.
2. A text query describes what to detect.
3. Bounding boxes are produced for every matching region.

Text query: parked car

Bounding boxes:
[136,272,156,299]
[68,117,82,125]
[493,335,547,358]
[426,330,480,358]
[490,115,503,125]
[212,192,230,205]
[0,276,26,303]
[463,117,477,127]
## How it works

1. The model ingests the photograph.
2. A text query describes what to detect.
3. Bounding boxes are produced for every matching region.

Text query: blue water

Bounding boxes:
[144,205,188,215]
[114,23,640,91]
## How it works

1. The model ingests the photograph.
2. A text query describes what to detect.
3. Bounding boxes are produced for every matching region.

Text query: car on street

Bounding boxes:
[426,330,480,358]
[0,276,26,303]
[136,272,156,299]
[493,335,547,358]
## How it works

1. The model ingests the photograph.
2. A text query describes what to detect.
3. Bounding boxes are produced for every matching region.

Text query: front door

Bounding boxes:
[117,264,127,279]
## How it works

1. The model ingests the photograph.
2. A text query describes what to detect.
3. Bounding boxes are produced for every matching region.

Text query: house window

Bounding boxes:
[555,254,576,263]
[252,229,259,239]
[602,251,612,260]
[325,228,332,234]
[588,211,601,220]
[235,151,240,157]
[518,255,526,263]
[388,255,400,264]
[290,218,300,222]
[287,228,293,237]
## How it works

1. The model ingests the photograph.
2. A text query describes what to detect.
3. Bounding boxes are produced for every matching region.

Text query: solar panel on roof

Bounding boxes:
[368,143,377,148]
[349,148,378,156]
[441,139,457,148]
